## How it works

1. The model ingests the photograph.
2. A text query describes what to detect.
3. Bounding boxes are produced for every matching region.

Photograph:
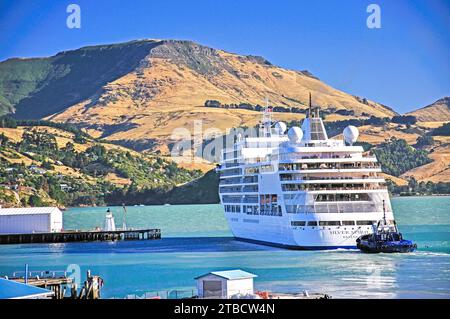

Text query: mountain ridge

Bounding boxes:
[0,39,396,117]
[407,97,450,122]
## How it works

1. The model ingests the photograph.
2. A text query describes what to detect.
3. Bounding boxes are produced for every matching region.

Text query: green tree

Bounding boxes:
[29,195,44,207]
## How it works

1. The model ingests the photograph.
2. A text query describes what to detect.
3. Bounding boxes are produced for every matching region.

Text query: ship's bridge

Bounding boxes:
[300,107,328,143]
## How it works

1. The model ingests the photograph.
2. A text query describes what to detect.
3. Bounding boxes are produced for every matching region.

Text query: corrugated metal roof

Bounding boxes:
[0,207,62,216]
[196,269,257,280]
[0,278,54,299]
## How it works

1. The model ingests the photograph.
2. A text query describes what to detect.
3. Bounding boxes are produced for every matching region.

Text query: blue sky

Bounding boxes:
[0,0,449,113]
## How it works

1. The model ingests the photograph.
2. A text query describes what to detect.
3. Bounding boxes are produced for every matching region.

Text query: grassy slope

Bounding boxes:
[407,97,450,122]
[0,41,160,119]
[0,58,53,115]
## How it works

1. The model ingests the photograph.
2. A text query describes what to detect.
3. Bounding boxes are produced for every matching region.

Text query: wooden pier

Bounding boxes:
[8,270,103,299]
[0,228,161,245]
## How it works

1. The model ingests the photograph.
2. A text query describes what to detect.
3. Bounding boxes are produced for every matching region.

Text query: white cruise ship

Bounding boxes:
[217,98,395,249]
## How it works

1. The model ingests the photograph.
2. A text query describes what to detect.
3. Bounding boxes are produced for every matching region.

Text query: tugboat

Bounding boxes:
[356,201,417,253]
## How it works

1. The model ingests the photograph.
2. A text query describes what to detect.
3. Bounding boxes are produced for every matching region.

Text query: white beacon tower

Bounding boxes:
[104,209,116,231]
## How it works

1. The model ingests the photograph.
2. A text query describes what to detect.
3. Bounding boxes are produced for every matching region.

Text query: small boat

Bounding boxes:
[356,201,416,253]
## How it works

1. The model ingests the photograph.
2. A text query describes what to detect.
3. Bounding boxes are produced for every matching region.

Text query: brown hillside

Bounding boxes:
[401,141,450,183]
[407,97,450,122]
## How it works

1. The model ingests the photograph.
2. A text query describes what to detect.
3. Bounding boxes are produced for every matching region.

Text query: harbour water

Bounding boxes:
[0,196,449,298]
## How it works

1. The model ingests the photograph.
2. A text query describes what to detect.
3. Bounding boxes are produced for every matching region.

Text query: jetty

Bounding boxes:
[5,269,103,299]
[0,228,161,245]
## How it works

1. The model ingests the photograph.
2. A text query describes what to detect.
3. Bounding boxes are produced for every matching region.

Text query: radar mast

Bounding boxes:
[261,97,273,137]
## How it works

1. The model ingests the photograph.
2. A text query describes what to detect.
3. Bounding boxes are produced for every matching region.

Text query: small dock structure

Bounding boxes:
[196,269,257,299]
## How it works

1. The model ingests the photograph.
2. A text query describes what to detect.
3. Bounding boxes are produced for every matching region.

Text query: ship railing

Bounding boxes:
[280,176,381,182]
[222,197,243,203]
[224,162,241,168]
[282,186,388,192]
[313,202,380,214]
[219,178,242,185]
[220,170,242,177]
[219,189,243,194]
[279,165,381,171]
[286,202,382,214]
[277,154,377,161]
[242,199,259,203]
[243,176,258,183]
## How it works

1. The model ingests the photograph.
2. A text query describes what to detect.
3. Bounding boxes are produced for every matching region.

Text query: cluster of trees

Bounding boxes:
[391,115,417,125]
[373,138,432,177]
[387,178,450,196]
[0,116,90,140]
[415,135,435,148]
[431,122,450,136]
[204,100,359,117]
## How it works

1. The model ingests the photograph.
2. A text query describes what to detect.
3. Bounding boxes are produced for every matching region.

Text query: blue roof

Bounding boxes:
[196,269,257,280]
[0,278,54,299]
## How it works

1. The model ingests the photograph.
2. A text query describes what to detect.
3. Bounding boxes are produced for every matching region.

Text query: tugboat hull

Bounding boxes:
[356,234,417,253]
[356,241,417,253]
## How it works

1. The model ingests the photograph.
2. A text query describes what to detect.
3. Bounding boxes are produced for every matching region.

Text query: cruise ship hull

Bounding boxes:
[225,212,382,249]
[235,237,356,250]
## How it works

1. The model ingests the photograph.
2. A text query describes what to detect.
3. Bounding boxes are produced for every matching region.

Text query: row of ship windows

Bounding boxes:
[221,174,379,185]
[222,194,278,204]
[282,183,385,192]
[222,148,370,163]
[219,176,258,185]
[284,193,371,201]
[219,186,259,193]
[290,220,383,227]
[224,195,376,207]
[220,182,381,193]
[279,173,379,181]
[224,205,282,217]
[221,162,379,178]
[220,185,384,193]
[279,163,379,170]
[229,219,394,226]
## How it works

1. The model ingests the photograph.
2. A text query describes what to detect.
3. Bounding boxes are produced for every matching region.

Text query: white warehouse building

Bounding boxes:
[0,207,63,234]
[195,269,257,299]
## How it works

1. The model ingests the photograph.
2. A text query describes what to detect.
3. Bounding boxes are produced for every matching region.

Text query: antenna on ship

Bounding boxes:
[308,92,312,118]
[122,204,127,230]
[262,96,272,137]
[382,200,387,224]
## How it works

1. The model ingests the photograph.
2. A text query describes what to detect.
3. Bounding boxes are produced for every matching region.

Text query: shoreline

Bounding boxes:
[391,194,450,198]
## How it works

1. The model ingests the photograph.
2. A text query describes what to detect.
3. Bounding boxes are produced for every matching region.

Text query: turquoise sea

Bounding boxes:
[0,196,449,298]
